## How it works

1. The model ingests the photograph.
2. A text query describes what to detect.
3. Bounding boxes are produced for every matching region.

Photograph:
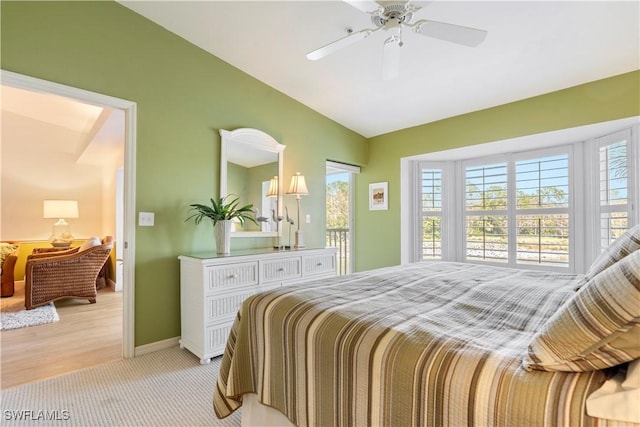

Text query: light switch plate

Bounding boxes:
[139,212,155,227]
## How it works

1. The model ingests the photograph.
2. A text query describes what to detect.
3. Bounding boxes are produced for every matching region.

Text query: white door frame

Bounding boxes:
[326,160,360,273]
[2,69,137,358]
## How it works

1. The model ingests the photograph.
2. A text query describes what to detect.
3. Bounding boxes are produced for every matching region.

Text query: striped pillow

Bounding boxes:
[586,224,640,281]
[524,249,640,372]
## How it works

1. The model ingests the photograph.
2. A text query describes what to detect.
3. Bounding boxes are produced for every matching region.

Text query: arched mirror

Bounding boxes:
[220,128,285,238]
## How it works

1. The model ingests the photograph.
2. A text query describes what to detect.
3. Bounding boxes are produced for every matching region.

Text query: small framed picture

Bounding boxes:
[369,182,388,211]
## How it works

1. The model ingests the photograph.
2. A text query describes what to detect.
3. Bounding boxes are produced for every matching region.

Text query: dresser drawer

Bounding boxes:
[205,323,233,356]
[260,257,301,284]
[303,253,337,277]
[205,262,258,293]
[206,290,254,322]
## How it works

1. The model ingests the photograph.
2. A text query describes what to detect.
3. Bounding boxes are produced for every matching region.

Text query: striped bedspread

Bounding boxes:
[214,261,633,426]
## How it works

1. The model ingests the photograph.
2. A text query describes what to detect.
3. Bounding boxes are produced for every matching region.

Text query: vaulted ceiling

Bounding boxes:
[118,1,639,138]
[1,85,124,169]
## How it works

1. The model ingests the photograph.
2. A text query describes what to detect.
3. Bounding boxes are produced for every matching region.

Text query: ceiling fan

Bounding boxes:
[306,0,488,80]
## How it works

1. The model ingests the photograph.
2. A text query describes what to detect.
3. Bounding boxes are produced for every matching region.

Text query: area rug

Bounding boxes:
[0,303,59,330]
[0,281,59,330]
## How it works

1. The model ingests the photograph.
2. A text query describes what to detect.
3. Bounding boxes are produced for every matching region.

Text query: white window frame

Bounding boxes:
[512,146,574,270]
[461,155,510,265]
[416,162,446,260]
[457,146,574,271]
[584,128,637,264]
[402,117,639,273]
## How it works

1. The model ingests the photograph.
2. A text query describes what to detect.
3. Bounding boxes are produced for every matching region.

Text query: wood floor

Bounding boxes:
[0,281,122,389]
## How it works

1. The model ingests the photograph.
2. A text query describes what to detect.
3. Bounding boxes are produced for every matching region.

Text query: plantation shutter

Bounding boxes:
[514,154,570,267]
[596,129,632,251]
[420,167,443,259]
[464,161,508,263]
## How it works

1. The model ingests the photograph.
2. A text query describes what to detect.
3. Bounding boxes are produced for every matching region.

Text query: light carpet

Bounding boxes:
[0,346,242,426]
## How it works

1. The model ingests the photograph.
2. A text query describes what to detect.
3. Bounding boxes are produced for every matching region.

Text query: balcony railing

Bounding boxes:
[326,228,350,275]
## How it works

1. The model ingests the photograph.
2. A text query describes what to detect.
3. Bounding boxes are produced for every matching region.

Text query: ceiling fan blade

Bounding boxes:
[382,35,401,80]
[343,0,383,14]
[414,19,487,47]
[306,29,373,61]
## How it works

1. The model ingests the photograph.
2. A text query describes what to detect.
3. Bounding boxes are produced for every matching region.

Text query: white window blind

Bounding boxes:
[462,150,571,269]
[464,162,508,263]
[514,154,570,267]
[411,123,637,274]
[420,167,443,259]
[597,130,631,251]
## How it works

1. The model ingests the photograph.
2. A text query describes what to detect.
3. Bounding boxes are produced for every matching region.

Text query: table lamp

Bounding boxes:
[286,172,309,248]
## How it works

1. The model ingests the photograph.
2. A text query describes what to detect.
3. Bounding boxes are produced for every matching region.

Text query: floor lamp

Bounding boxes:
[286,172,308,249]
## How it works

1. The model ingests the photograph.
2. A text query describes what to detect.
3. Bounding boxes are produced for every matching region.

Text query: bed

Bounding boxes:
[213,227,640,427]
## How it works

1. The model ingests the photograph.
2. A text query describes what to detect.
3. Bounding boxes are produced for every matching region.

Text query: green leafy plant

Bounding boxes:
[186,195,258,226]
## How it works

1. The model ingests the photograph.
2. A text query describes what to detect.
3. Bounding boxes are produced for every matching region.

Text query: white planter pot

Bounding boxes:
[214,220,232,254]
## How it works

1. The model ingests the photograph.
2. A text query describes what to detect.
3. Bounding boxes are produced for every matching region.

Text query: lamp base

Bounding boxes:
[294,230,305,249]
[51,241,73,248]
[49,220,74,247]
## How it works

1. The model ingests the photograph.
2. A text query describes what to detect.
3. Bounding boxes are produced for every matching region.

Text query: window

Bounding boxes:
[514,154,570,267]
[419,166,443,259]
[410,123,638,273]
[464,162,508,263]
[461,150,571,268]
[595,129,633,252]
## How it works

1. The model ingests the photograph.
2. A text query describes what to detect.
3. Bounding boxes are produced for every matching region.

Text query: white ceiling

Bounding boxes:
[1,85,125,168]
[118,0,639,138]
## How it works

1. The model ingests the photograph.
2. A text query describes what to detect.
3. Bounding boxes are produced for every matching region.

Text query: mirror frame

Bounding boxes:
[219,128,285,238]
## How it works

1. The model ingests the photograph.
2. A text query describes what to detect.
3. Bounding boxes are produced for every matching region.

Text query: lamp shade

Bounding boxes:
[286,173,309,196]
[43,200,79,219]
[266,176,279,198]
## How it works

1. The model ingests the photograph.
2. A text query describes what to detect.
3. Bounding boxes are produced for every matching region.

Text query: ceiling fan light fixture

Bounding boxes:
[372,3,413,29]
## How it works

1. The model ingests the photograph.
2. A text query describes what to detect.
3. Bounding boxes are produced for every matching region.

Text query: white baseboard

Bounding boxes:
[134,336,180,357]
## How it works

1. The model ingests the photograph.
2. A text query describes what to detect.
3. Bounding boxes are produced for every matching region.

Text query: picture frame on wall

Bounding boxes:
[369,182,388,211]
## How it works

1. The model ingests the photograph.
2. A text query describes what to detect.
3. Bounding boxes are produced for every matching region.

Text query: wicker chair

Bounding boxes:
[24,236,113,310]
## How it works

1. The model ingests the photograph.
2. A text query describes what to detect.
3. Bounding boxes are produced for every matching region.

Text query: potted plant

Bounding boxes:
[186,195,257,254]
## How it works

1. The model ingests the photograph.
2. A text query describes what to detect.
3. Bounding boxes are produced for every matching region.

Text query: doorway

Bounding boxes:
[0,70,136,364]
[326,161,360,275]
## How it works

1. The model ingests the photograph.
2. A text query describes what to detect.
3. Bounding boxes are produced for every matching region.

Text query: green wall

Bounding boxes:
[0,1,367,346]
[355,71,640,271]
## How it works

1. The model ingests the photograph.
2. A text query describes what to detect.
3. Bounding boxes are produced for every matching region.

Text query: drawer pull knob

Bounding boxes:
[228,274,237,279]
[277,268,285,272]
[316,262,323,266]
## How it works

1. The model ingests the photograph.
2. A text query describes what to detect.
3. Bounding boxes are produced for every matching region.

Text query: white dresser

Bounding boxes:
[178,247,337,364]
